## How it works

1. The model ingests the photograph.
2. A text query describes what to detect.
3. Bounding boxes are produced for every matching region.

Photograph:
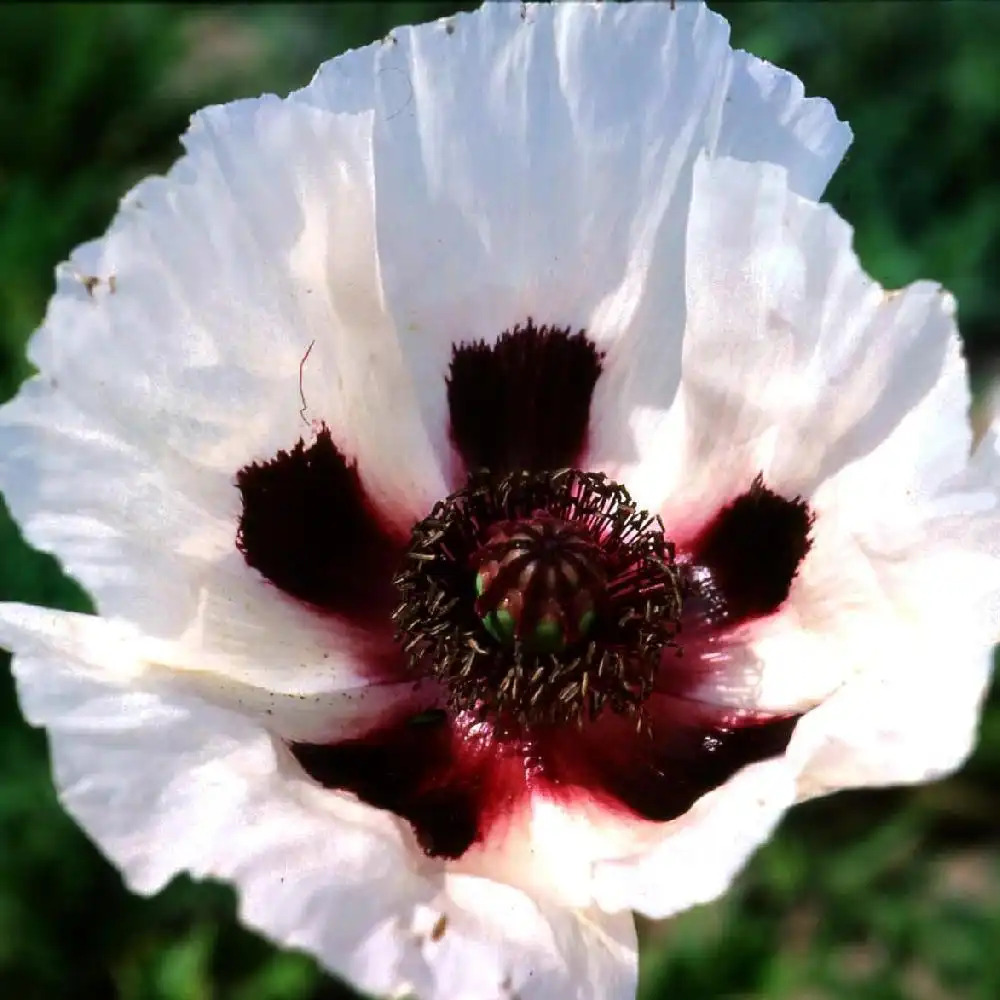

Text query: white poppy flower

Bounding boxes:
[1,2,998,998]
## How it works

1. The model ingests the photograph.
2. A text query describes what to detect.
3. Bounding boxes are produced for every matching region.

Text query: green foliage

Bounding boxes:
[0,4,997,999]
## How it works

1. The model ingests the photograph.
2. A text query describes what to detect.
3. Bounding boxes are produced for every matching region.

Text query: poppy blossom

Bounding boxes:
[2,3,998,998]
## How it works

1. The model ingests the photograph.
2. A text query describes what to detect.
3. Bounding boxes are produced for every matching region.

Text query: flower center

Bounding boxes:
[473,516,604,653]
[393,470,682,727]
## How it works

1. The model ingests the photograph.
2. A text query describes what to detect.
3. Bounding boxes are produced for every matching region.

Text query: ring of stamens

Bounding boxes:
[392,469,682,728]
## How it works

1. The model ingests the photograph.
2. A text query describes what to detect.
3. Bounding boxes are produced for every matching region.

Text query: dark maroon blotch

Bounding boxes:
[277,461,808,859]
[688,475,813,625]
[536,704,798,823]
[291,712,520,860]
[236,427,400,622]
[293,700,798,859]
[446,319,603,475]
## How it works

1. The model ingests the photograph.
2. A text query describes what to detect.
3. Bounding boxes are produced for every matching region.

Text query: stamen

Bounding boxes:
[393,470,682,727]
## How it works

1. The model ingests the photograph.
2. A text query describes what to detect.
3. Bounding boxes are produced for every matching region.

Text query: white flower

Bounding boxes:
[1,2,998,998]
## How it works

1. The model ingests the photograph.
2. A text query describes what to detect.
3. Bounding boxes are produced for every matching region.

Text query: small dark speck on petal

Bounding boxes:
[501,971,522,999]
[430,914,448,941]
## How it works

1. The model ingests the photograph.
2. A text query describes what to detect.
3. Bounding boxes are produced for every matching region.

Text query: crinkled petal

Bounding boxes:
[936,420,1000,631]
[293,39,377,115]
[0,604,425,743]
[623,153,968,522]
[787,501,1000,797]
[399,878,637,1000]
[589,755,795,919]
[7,635,636,1000]
[0,383,409,712]
[2,384,359,636]
[565,155,998,919]
[294,1,847,478]
[0,95,451,709]
[13,93,446,541]
[587,530,999,919]
[612,153,976,711]
[790,640,993,800]
[715,49,850,199]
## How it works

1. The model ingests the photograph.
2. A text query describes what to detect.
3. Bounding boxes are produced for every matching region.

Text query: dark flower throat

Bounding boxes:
[236,320,814,859]
[393,468,683,729]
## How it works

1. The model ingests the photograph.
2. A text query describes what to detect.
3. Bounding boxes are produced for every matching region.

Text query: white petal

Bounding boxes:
[786,527,1000,797]
[604,154,976,722]
[623,154,969,524]
[20,95,446,536]
[399,878,637,1000]
[1,96,450,710]
[855,401,1000,640]
[590,755,795,919]
[298,1,852,201]
[293,39,376,115]
[564,538,996,916]
[715,50,851,199]
[9,638,636,999]
[0,382,411,712]
[584,149,998,907]
[326,1,847,477]
[0,603,425,743]
[574,161,997,912]
[790,640,993,800]
[683,519,980,719]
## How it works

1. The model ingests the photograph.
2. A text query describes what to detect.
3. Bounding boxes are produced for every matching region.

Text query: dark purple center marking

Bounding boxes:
[292,710,523,859]
[446,319,603,475]
[236,427,401,623]
[249,417,811,859]
[289,475,811,857]
[535,697,799,822]
[293,700,798,857]
[685,474,814,627]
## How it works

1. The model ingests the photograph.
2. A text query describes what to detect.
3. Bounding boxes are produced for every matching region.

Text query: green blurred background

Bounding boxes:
[1,2,999,998]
